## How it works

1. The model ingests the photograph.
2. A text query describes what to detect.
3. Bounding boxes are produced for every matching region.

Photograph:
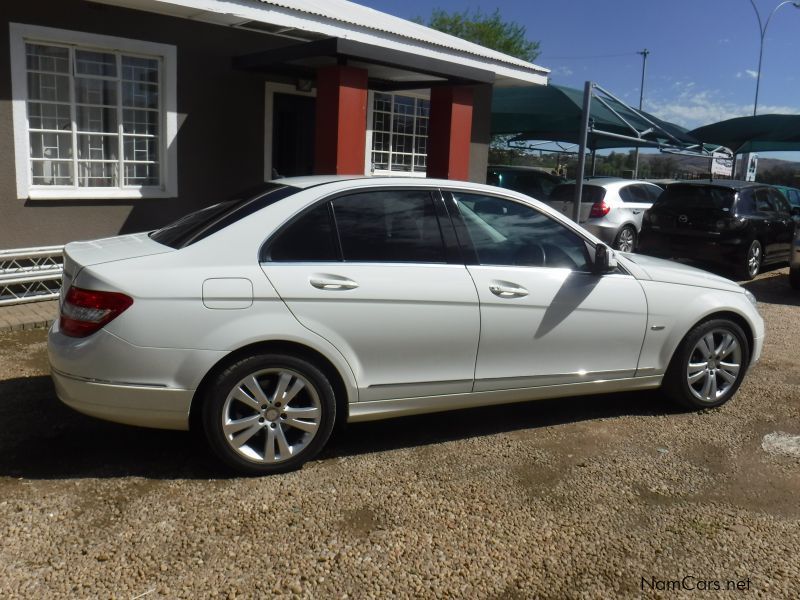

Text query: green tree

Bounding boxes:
[414,8,540,62]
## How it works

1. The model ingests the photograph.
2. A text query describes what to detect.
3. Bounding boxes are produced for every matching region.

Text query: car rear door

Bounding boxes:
[446,191,648,391]
[260,188,480,402]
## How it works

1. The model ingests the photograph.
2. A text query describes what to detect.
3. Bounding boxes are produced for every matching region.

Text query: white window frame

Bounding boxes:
[263,82,316,181]
[365,89,430,178]
[9,23,178,200]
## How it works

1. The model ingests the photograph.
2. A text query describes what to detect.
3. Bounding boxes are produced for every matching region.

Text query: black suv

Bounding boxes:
[486,165,564,200]
[639,180,797,280]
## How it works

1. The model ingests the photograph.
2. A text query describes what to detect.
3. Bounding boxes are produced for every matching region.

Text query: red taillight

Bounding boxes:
[60,286,133,338]
[589,200,611,218]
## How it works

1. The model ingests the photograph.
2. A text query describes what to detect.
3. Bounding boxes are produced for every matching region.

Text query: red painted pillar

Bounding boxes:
[426,86,474,181]
[314,65,368,175]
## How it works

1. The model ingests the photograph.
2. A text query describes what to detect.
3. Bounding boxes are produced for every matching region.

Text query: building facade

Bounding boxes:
[0,0,547,248]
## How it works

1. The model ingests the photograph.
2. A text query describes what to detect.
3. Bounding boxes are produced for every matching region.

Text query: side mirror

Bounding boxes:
[592,243,618,275]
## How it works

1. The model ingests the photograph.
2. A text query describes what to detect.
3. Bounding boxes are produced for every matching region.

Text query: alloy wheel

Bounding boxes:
[746,242,761,278]
[221,368,322,464]
[685,329,742,403]
[615,227,635,253]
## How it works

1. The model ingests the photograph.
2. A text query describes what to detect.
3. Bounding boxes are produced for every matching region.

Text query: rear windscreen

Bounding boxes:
[150,183,300,248]
[656,185,735,211]
[549,184,606,204]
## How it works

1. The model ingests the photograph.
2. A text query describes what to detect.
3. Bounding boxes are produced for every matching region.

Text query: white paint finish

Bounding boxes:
[8,23,178,200]
[91,0,548,84]
[761,432,800,458]
[624,253,744,293]
[467,267,648,390]
[262,263,480,401]
[202,278,253,309]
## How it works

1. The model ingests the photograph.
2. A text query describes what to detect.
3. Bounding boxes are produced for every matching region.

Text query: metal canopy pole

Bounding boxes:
[573,81,593,223]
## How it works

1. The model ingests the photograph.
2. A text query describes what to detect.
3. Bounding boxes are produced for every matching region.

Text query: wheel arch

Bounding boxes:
[665,309,755,371]
[189,340,353,433]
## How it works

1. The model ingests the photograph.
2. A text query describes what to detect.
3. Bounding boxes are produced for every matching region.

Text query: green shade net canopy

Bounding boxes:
[688,114,800,154]
[491,84,697,150]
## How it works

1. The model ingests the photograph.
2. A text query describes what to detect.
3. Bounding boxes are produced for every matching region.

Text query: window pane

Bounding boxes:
[392,134,413,153]
[122,108,159,135]
[333,191,445,263]
[372,132,390,152]
[393,95,415,116]
[122,81,158,109]
[77,134,118,160]
[371,152,389,171]
[392,153,412,172]
[269,203,337,261]
[454,193,590,270]
[374,92,392,112]
[27,72,70,102]
[26,44,69,73]
[78,161,118,187]
[372,111,389,132]
[124,163,159,186]
[75,50,117,77]
[75,77,117,105]
[122,56,159,83]
[31,160,73,185]
[123,135,158,162]
[77,105,117,133]
[28,102,71,131]
[393,114,413,135]
[29,132,72,159]
[416,99,430,118]
[413,155,426,172]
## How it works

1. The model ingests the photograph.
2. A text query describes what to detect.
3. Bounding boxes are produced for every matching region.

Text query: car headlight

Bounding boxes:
[743,289,757,306]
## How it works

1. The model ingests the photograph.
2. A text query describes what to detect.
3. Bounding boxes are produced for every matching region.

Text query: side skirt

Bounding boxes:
[347,375,663,423]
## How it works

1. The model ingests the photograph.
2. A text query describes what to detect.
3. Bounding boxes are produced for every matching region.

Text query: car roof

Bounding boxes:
[665,179,762,190]
[555,177,658,189]
[270,175,534,195]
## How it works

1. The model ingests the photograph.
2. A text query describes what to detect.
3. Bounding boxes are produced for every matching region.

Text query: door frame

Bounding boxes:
[263,82,316,182]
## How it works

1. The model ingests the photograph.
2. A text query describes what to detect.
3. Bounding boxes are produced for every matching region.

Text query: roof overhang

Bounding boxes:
[234,37,495,90]
[89,0,548,86]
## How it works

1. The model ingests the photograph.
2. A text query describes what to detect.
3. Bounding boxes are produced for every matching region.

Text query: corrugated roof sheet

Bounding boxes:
[253,0,546,73]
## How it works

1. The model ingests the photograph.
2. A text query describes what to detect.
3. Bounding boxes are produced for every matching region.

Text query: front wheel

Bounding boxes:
[201,354,336,475]
[662,319,750,410]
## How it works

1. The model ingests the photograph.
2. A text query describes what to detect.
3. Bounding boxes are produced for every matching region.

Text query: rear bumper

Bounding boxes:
[583,221,619,246]
[52,368,193,430]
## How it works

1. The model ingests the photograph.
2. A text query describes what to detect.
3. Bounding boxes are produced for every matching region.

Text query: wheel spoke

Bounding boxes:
[243,375,270,406]
[700,372,713,400]
[231,422,262,448]
[708,373,718,400]
[264,427,276,462]
[688,367,707,384]
[718,336,738,359]
[224,414,261,436]
[283,406,320,419]
[270,372,292,404]
[717,368,737,384]
[231,386,261,411]
[275,425,291,458]
[282,378,306,406]
[701,334,716,357]
[284,417,319,434]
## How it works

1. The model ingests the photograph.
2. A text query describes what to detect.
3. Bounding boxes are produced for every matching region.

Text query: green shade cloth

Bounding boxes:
[491,84,696,150]
[688,114,800,154]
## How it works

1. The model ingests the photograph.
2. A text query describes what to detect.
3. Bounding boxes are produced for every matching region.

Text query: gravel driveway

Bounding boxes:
[0,269,798,599]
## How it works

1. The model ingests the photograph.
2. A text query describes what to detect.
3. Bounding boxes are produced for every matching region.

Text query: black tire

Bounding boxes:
[790,267,800,290]
[737,239,762,281]
[613,225,637,253]
[662,319,750,410]
[201,353,336,475]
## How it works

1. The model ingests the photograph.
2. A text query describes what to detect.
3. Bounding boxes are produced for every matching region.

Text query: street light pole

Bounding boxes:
[749,0,800,116]
[632,49,649,178]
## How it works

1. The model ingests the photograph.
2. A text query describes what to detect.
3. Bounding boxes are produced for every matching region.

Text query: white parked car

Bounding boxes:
[48,177,764,475]
[546,177,663,252]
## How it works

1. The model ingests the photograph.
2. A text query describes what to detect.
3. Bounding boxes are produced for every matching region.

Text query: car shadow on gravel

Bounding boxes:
[0,372,686,479]
[740,273,799,306]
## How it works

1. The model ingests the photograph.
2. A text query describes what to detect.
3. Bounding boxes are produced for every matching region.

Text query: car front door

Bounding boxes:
[447,192,648,391]
[261,188,480,402]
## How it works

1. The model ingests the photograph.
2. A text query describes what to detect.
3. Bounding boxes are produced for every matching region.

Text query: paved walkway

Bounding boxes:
[0,300,58,332]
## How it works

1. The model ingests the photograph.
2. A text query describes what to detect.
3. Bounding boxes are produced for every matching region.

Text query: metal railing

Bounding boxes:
[0,245,65,306]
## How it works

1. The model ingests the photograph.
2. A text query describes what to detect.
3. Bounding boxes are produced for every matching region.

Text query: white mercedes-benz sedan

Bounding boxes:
[48,176,764,474]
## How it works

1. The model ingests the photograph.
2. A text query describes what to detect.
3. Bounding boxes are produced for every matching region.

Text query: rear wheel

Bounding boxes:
[738,240,762,280]
[201,354,336,475]
[790,267,800,290]
[613,225,637,253]
[662,319,750,409]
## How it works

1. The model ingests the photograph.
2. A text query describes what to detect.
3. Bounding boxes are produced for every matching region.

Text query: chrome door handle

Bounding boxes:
[489,281,529,298]
[309,274,359,290]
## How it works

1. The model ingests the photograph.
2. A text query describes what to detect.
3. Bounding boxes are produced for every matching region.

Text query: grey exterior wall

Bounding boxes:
[0,0,290,248]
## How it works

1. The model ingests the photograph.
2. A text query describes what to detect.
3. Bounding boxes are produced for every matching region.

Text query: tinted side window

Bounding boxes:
[618,185,637,203]
[643,184,663,202]
[453,193,590,270]
[788,190,800,207]
[755,188,775,212]
[268,203,338,261]
[332,190,446,263]
[769,189,791,214]
[736,190,756,216]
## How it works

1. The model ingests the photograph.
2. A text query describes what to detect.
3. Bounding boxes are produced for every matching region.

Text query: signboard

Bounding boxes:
[745,153,758,181]
[711,151,733,177]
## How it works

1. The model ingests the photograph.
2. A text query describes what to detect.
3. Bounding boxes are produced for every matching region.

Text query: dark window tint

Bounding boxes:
[268,203,338,261]
[642,184,663,202]
[332,190,446,263]
[769,189,791,214]
[619,184,653,203]
[550,184,606,204]
[754,188,775,212]
[656,185,735,212]
[151,184,299,248]
[788,189,800,208]
[453,193,590,270]
[488,169,560,199]
[736,190,756,216]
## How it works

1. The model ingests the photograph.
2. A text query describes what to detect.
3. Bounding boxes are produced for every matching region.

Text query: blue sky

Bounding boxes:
[362,0,800,158]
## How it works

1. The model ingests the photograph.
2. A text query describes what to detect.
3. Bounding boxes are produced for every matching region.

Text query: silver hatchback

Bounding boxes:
[546,178,663,252]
